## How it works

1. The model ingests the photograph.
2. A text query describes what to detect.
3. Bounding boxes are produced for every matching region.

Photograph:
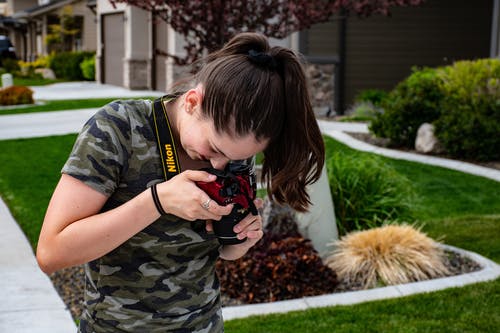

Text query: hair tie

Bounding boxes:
[247,49,278,70]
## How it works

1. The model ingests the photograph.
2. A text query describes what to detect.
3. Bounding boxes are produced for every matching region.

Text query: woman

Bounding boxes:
[37,32,324,332]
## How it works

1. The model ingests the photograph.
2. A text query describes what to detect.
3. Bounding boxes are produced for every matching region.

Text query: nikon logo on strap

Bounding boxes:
[164,143,177,173]
[152,95,181,181]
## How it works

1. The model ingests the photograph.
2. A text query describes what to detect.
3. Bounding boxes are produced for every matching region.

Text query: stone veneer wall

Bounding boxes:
[124,59,150,90]
[305,63,335,115]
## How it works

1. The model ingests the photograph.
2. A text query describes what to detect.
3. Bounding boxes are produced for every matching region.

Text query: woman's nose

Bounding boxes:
[210,157,229,170]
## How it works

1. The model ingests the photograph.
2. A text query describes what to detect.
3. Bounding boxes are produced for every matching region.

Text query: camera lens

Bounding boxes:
[212,205,247,245]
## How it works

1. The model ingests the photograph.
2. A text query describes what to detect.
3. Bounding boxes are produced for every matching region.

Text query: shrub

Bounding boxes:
[354,89,388,107]
[0,85,34,105]
[325,224,450,289]
[434,59,500,161]
[1,58,20,74]
[80,55,95,81]
[18,56,51,77]
[327,151,416,236]
[369,67,444,148]
[344,101,383,122]
[49,51,95,80]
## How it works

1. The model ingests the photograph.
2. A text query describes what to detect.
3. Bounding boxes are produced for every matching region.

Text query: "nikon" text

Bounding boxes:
[164,144,177,173]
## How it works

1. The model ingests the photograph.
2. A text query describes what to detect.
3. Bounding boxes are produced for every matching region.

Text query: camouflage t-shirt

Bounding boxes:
[62,99,223,332]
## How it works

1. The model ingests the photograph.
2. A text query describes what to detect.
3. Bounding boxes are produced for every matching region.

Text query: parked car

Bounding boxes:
[0,35,17,66]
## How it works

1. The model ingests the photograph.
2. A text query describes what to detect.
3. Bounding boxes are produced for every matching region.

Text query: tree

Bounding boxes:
[45,5,82,53]
[110,0,425,65]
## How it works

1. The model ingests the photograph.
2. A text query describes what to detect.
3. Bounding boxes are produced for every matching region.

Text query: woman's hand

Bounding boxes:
[155,170,234,221]
[213,198,265,260]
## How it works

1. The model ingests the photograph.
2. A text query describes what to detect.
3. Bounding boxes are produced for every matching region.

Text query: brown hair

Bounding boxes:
[194,32,324,212]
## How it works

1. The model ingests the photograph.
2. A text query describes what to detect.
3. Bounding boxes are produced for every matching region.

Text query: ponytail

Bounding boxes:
[195,32,325,212]
[262,47,325,212]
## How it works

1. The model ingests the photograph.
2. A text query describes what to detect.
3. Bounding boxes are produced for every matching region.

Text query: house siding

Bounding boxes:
[304,0,492,108]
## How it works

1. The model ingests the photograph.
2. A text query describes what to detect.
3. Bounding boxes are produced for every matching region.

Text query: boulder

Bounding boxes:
[415,123,444,154]
[35,68,56,80]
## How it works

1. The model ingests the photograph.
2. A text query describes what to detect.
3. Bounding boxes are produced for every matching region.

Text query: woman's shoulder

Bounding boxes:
[95,99,153,122]
[85,99,154,136]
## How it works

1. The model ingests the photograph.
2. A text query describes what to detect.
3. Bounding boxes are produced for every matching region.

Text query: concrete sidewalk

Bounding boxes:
[0,199,76,333]
[0,82,499,331]
[30,81,164,100]
[0,82,165,332]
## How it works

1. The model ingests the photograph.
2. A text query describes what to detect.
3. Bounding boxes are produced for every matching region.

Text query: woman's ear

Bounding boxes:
[184,87,203,115]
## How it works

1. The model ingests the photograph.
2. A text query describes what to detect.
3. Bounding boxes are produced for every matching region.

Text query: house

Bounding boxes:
[95,0,498,113]
[301,0,498,111]
[2,0,498,112]
[0,0,97,62]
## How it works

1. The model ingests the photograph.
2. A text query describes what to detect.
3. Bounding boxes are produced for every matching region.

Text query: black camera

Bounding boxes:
[196,162,258,245]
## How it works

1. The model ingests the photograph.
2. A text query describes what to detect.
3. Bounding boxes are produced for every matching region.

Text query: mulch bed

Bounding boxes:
[50,244,481,320]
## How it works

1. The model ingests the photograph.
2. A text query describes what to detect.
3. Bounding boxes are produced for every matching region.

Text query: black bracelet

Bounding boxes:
[151,183,167,216]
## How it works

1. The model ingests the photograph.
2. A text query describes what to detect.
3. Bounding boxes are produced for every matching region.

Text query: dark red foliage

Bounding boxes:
[215,233,338,304]
[110,0,425,65]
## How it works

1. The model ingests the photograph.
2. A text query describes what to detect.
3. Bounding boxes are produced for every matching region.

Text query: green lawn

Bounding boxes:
[0,133,498,332]
[225,278,500,332]
[0,97,157,115]
[13,77,66,87]
[0,135,76,245]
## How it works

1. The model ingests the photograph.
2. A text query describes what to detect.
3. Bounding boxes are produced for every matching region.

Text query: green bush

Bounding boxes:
[354,89,388,107]
[0,85,34,105]
[327,151,416,236]
[80,56,95,81]
[434,59,500,161]
[49,51,95,80]
[345,101,383,122]
[1,58,20,74]
[369,67,444,148]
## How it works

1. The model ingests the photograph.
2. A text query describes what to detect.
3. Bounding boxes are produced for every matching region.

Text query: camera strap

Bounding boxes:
[151,95,182,181]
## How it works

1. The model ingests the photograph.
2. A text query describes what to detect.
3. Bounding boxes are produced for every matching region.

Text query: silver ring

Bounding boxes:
[202,198,211,210]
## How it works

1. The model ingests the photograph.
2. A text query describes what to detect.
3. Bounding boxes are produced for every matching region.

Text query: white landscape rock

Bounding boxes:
[415,122,444,154]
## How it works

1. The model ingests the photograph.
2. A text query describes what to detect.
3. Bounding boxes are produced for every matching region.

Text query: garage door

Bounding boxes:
[102,13,124,86]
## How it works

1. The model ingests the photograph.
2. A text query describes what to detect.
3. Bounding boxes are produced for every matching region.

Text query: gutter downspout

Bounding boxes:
[491,0,500,58]
[151,10,157,90]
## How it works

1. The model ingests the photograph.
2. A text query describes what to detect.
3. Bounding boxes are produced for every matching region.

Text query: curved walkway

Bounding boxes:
[0,84,499,330]
[317,120,500,183]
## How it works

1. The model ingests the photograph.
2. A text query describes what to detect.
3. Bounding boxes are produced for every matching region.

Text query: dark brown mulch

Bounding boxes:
[50,246,482,320]
[216,236,339,305]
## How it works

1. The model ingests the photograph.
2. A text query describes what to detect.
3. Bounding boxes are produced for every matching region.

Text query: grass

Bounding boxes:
[324,136,500,222]
[0,135,77,245]
[13,76,66,86]
[0,97,157,115]
[225,278,500,332]
[0,133,498,332]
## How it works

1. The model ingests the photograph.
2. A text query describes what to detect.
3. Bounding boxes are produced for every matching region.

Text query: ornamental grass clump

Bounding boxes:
[325,224,450,289]
[327,151,416,236]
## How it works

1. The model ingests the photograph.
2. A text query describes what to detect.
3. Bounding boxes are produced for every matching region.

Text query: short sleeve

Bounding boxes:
[61,102,132,196]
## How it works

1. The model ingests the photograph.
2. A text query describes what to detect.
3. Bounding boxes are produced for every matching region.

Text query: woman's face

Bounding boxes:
[180,110,268,170]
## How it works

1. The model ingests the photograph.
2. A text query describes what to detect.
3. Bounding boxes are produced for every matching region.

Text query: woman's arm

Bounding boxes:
[37,171,234,274]
[36,174,161,274]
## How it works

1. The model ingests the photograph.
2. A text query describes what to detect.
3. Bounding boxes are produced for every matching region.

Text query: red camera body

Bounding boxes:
[196,162,258,244]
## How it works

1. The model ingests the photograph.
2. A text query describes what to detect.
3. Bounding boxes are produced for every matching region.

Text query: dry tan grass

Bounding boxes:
[325,224,450,289]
